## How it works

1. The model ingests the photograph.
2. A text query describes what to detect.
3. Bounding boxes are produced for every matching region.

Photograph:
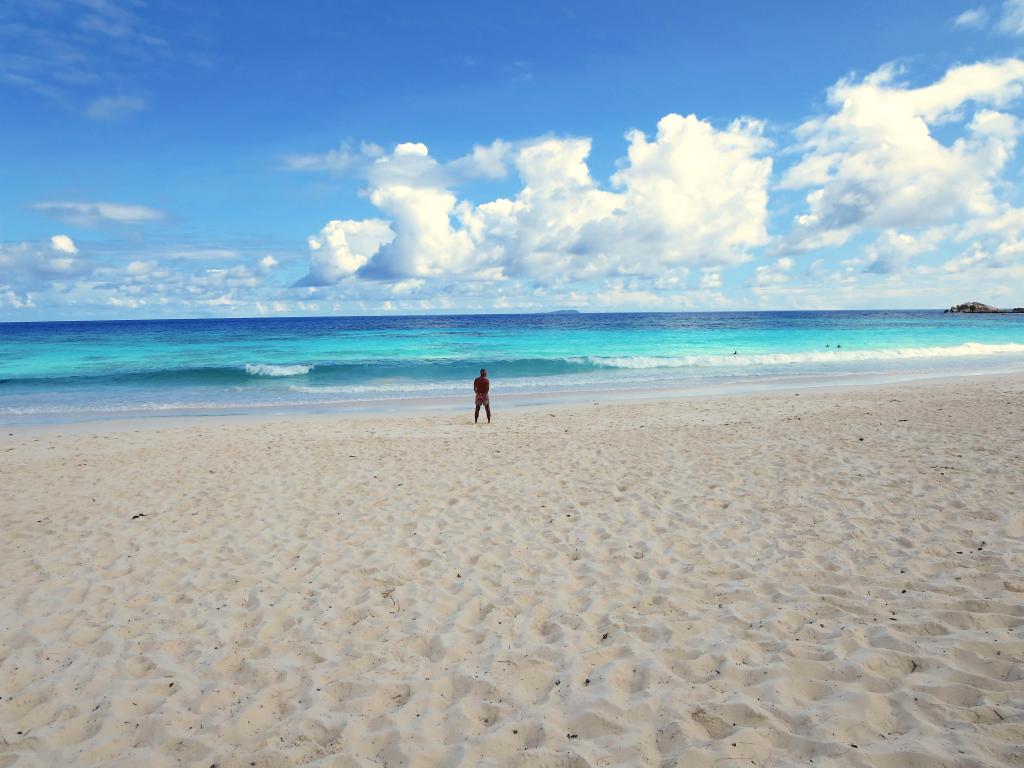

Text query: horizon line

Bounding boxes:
[0,306,994,325]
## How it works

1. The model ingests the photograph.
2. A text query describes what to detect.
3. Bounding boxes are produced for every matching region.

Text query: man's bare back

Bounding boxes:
[474,369,491,423]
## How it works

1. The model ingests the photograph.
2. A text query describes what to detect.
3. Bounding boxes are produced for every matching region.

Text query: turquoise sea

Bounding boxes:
[1,311,1023,424]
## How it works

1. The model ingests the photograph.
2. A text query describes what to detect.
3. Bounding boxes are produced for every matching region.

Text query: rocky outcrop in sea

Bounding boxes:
[944,302,1024,313]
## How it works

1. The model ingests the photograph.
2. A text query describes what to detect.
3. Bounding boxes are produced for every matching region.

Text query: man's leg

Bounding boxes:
[475,402,481,423]
[485,402,491,423]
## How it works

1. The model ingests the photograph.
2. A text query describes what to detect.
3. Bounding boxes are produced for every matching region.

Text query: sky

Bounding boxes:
[3,0,1024,320]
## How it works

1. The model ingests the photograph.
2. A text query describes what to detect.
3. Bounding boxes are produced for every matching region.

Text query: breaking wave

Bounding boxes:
[575,342,1024,370]
[244,363,313,377]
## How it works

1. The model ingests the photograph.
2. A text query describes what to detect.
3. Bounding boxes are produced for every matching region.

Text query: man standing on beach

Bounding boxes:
[474,368,491,424]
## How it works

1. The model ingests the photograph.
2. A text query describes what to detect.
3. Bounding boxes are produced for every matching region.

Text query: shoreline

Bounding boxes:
[3,367,1023,437]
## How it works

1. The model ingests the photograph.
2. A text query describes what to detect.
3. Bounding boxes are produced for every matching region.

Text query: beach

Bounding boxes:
[1,375,1022,767]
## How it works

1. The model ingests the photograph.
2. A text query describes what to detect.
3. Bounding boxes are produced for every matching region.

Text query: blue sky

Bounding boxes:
[3,0,1024,319]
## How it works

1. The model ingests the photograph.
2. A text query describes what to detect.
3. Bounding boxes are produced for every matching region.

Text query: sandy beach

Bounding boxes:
[1,375,1022,767]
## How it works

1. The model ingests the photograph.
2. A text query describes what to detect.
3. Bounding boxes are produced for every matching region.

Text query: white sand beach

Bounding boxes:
[1,375,1022,767]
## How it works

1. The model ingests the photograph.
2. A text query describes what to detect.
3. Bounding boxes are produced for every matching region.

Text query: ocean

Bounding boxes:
[2,310,1023,424]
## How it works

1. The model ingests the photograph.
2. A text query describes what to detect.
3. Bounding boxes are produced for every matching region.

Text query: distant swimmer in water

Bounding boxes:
[473,368,491,424]
[733,350,737,355]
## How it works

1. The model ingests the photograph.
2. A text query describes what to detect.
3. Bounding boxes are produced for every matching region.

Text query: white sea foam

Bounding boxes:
[244,363,313,377]
[577,342,1024,369]
[0,401,238,415]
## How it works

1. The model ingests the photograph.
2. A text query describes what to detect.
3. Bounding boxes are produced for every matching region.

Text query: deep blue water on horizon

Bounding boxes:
[2,310,1023,423]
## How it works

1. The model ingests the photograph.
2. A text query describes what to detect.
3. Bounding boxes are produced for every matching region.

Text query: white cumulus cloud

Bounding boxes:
[749,257,795,287]
[0,236,89,291]
[781,60,1024,251]
[50,234,77,254]
[447,139,513,179]
[859,228,946,274]
[297,113,773,291]
[294,219,395,286]
[700,272,722,289]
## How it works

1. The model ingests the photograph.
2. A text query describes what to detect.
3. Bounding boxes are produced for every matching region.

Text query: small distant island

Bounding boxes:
[542,309,582,314]
[944,302,1024,314]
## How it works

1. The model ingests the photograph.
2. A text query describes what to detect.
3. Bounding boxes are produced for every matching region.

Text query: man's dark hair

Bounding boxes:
[480,368,486,375]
